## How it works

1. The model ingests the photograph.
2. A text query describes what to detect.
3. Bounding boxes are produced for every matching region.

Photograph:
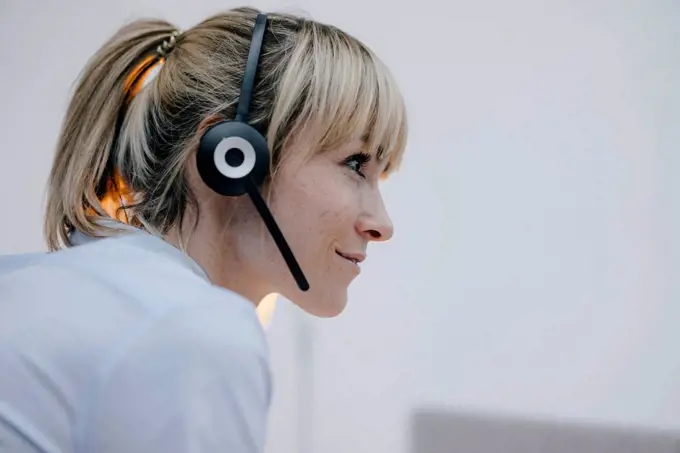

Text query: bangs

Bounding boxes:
[269,21,408,176]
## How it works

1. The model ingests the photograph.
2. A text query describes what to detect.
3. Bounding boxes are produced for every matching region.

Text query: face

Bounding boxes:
[224,133,394,317]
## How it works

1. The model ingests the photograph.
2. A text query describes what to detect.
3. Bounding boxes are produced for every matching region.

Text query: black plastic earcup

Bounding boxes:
[196,120,270,197]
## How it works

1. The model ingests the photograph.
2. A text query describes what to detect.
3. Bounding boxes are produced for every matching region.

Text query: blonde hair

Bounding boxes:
[44,6,408,251]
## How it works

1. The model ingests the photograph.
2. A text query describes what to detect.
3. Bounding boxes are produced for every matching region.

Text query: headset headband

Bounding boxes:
[235,13,268,123]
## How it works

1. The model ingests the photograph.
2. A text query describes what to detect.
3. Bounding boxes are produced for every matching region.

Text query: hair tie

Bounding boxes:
[157,30,181,58]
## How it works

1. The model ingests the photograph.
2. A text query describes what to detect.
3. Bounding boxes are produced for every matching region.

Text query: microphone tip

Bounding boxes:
[298,280,310,292]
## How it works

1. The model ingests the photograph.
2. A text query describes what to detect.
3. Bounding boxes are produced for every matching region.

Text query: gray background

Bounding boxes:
[1,0,678,452]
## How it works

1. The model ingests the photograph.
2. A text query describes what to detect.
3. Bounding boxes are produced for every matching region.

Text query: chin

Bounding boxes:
[289,287,349,318]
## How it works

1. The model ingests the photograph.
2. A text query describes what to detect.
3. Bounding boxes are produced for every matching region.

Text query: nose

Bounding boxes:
[356,191,394,242]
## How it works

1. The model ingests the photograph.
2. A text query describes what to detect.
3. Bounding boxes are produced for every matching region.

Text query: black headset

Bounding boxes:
[195,13,310,292]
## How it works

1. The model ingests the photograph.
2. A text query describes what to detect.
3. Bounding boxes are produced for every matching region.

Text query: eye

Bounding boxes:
[343,152,371,178]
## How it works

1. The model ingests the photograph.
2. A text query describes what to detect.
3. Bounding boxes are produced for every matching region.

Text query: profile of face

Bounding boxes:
[213,131,394,318]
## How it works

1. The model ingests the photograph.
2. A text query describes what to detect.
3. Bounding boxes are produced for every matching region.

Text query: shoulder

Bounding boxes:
[1,231,272,452]
[106,298,271,395]
[119,294,270,372]
[0,228,265,358]
[79,297,271,453]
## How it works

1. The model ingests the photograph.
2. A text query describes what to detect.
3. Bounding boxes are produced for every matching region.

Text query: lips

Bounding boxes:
[335,251,366,265]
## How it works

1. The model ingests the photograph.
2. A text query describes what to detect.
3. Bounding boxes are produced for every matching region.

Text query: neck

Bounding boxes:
[165,219,270,307]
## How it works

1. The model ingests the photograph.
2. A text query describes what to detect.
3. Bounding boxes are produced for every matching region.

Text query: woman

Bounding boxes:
[0,6,407,453]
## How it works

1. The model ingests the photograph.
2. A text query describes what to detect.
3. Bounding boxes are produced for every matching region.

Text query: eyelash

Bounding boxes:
[344,152,371,178]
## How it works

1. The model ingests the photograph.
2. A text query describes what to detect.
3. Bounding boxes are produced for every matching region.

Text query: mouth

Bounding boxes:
[335,250,366,266]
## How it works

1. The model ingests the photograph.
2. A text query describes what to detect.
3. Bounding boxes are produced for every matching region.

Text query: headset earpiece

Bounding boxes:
[196,120,270,197]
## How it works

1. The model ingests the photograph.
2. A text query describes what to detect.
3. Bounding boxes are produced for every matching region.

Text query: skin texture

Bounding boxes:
[173,130,394,318]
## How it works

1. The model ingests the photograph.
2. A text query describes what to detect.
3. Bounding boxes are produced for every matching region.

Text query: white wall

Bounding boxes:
[1,1,678,453]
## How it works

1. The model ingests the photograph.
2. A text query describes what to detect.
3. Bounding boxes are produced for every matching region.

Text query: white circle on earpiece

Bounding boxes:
[213,137,256,179]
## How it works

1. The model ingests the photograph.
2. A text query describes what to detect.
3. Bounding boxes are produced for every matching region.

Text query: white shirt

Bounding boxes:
[0,224,272,453]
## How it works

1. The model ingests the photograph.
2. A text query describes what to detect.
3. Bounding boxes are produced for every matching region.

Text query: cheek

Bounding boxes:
[271,172,358,251]
[298,177,356,235]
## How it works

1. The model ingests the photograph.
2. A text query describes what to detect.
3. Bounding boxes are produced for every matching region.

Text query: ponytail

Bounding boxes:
[44,19,177,250]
